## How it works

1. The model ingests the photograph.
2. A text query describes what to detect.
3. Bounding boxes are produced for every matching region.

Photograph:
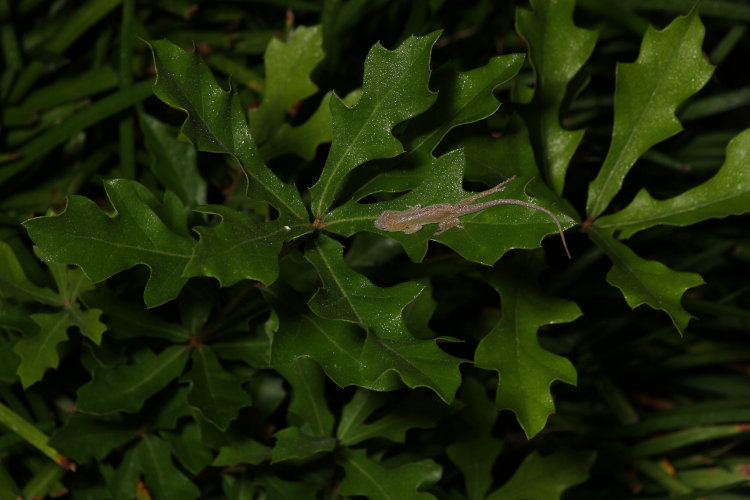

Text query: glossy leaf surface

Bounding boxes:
[586,10,714,217]
[588,227,704,334]
[474,251,580,438]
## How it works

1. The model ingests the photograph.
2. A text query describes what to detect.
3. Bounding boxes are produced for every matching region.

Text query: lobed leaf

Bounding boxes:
[350,53,525,199]
[276,357,335,437]
[270,426,337,463]
[588,226,704,334]
[0,241,60,305]
[184,346,252,431]
[446,378,503,500]
[249,25,325,144]
[486,450,595,500]
[596,128,750,238]
[304,235,462,402]
[13,312,71,389]
[135,435,200,500]
[309,31,440,215]
[586,9,714,218]
[326,149,576,264]
[474,250,581,438]
[24,180,195,308]
[337,449,442,500]
[148,39,307,219]
[336,389,452,446]
[184,205,312,288]
[76,346,190,414]
[48,413,135,463]
[139,112,206,208]
[259,90,361,162]
[516,0,597,194]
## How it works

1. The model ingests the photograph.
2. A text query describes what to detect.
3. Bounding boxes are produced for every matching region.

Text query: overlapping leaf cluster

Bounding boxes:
[2,0,750,498]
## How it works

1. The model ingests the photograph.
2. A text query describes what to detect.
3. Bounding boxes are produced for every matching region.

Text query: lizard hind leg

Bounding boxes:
[436,218,462,235]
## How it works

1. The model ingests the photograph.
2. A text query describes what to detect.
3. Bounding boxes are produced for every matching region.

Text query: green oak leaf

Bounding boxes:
[350,53,525,199]
[249,25,325,144]
[3,243,106,387]
[516,0,597,194]
[325,149,576,264]
[81,287,191,342]
[184,346,252,431]
[597,128,750,238]
[183,205,312,288]
[139,111,206,208]
[304,235,462,403]
[253,474,319,500]
[24,179,195,308]
[270,426,337,463]
[474,250,581,438]
[13,312,72,389]
[148,39,307,220]
[102,446,140,500]
[337,389,452,446]
[76,346,190,414]
[588,227,704,334]
[162,424,214,474]
[586,9,714,217]
[265,285,403,393]
[486,450,595,500]
[337,449,441,500]
[276,357,335,437]
[213,438,271,466]
[259,90,361,162]
[48,413,135,463]
[309,31,440,215]
[0,241,60,305]
[446,377,503,500]
[135,434,200,500]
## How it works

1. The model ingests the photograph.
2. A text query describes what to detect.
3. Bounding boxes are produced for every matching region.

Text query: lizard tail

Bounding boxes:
[496,200,572,259]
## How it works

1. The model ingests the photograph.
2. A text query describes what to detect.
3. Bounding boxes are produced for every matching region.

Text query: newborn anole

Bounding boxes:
[374,176,571,258]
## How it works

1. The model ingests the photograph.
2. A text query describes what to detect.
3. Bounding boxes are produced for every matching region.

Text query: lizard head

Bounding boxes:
[373,210,401,232]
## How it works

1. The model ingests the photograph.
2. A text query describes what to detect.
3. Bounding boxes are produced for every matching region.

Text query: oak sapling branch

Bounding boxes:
[374,176,572,259]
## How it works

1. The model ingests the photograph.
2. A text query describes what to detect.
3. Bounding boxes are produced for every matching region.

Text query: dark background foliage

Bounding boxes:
[2,0,750,498]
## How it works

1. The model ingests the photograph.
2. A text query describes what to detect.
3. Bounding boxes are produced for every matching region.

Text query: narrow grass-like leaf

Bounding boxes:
[588,226,704,334]
[0,81,152,184]
[148,39,307,219]
[135,434,200,500]
[76,346,190,414]
[309,31,440,215]
[24,180,195,307]
[276,357,334,437]
[249,25,325,144]
[486,450,595,500]
[474,251,580,438]
[596,128,750,238]
[586,9,714,217]
[337,449,441,500]
[304,235,462,403]
[184,205,312,287]
[0,401,71,470]
[516,0,596,194]
[184,346,252,431]
[631,424,748,457]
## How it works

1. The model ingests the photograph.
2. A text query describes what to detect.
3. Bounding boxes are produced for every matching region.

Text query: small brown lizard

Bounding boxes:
[374,176,571,258]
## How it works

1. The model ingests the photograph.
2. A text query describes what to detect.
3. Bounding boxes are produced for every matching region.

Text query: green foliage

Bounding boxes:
[2,1,750,498]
